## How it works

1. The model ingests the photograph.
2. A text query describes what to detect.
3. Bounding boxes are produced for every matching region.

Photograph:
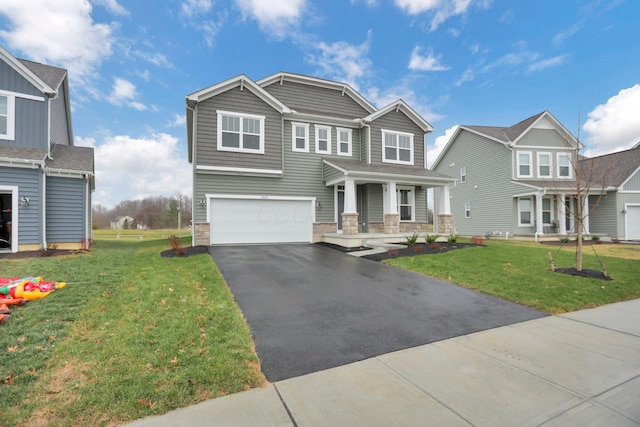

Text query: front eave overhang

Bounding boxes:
[45,167,94,178]
[511,180,612,195]
[363,100,434,133]
[0,157,45,169]
[323,159,455,187]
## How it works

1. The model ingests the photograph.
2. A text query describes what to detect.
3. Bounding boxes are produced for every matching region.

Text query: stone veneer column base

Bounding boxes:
[194,223,210,246]
[313,223,338,242]
[341,213,359,235]
[438,214,453,235]
[384,213,400,234]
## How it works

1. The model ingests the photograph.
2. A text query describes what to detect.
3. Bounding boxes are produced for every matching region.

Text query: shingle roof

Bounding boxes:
[325,158,454,180]
[464,112,546,143]
[580,146,640,188]
[0,145,47,162]
[17,58,67,90]
[47,144,94,173]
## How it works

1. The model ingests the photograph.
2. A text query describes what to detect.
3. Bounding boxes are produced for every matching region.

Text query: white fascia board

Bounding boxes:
[364,100,434,133]
[196,164,283,175]
[618,166,640,189]
[0,157,45,169]
[0,46,55,95]
[207,194,315,202]
[45,168,93,178]
[257,72,376,113]
[285,112,359,128]
[325,170,456,187]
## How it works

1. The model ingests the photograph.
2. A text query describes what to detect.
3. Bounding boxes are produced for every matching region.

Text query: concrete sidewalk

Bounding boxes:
[125,299,640,427]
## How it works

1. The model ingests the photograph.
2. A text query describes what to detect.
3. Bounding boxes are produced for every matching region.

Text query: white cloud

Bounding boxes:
[235,0,306,39]
[583,84,640,155]
[92,133,192,207]
[553,19,585,46]
[93,0,128,15]
[306,31,373,89]
[408,47,450,71]
[74,136,96,147]
[528,54,569,72]
[481,50,539,73]
[0,0,113,87]
[427,125,458,168]
[455,68,474,86]
[394,0,474,31]
[182,0,212,17]
[132,51,173,68]
[366,84,445,124]
[167,114,186,127]
[108,77,147,110]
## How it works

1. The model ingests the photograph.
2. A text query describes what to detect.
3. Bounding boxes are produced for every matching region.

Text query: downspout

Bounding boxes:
[361,120,371,165]
[85,174,90,247]
[41,165,47,249]
[186,103,196,247]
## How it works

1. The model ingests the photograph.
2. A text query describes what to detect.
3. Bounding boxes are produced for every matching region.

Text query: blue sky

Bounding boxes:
[1,0,639,207]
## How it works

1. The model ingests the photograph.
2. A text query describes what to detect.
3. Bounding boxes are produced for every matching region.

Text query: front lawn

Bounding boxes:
[386,239,640,314]
[0,237,264,427]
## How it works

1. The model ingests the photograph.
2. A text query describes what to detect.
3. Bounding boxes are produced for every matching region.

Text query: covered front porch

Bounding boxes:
[322,159,455,247]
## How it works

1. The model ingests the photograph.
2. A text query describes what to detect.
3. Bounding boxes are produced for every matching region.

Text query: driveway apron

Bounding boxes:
[210,244,547,382]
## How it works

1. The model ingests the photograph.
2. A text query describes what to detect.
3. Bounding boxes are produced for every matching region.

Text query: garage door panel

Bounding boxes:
[210,198,313,244]
[627,206,640,240]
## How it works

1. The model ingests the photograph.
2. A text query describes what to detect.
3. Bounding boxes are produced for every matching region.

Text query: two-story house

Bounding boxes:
[186,72,455,247]
[432,111,602,238]
[0,46,94,253]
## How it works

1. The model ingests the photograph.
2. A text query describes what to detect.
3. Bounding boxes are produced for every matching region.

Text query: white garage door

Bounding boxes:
[627,205,640,240]
[210,197,314,244]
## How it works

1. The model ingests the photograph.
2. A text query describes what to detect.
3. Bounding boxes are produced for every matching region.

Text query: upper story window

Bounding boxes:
[460,167,467,183]
[538,152,552,178]
[557,152,572,178]
[517,151,532,178]
[382,130,413,165]
[337,128,352,156]
[292,122,309,152]
[0,93,16,141]
[315,125,331,154]
[217,110,265,154]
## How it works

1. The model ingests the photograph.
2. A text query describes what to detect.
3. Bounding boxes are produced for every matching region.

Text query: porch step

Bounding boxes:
[347,247,388,257]
[363,239,406,249]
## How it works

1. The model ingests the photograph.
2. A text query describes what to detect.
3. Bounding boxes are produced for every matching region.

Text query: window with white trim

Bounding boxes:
[397,187,414,221]
[538,152,551,178]
[315,125,331,154]
[519,198,533,226]
[465,202,471,218]
[217,110,265,153]
[292,122,309,152]
[382,130,413,165]
[460,167,467,183]
[557,153,571,178]
[0,93,15,141]
[337,128,352,156]
[542,197,553,224]
[517,151,532,177]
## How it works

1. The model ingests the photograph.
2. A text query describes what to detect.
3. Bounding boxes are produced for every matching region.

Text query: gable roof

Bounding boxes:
[0,145,47,164]
[257,72,376,114]
[17,58,67,91]
[47,145,94,174]
[363,99,434,133]
[580,145,640,188]
[0,45,56,95]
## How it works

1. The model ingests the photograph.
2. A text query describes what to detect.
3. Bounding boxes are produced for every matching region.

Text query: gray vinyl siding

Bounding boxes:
[50,83,71,146]
[621,168,640,191]
[589,193,617,237]
[0,166,41,244]
[415,188,427,221]
[10,97,48,149]
[619,193,640,239]
[369,110,426,169]
[434,130,517,236]
[366,184,384,222]
[0,59,42,97]
[262,81,370,118]
[516,129,570,148]
[46,176,84,242]
[195,87,282,171]
[322,162,343,182]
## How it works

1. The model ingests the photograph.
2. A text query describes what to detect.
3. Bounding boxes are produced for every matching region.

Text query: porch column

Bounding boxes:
[437,184,453,235]
[558,194,567,235]
[582,194,590,235]
[342,178,359,235]
[384,181,400,234]
[535,193,544,235]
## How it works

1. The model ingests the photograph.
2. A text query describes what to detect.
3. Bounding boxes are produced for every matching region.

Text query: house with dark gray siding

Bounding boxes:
[186,72,455,246]
[432,110,639,240]
[0,46,94,253]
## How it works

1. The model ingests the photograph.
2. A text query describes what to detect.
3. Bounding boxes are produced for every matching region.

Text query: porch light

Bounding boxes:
[20,196,29,207]
[621,209,627,214]
[315,201,322,209]
[199,199,206,207]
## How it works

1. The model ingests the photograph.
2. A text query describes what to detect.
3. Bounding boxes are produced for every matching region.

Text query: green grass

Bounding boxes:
[92,228,191,241]
[386,239,640,314]
[0,237,264,427]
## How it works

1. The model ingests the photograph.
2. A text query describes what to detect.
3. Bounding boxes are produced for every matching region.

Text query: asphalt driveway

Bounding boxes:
[210,244,547,382]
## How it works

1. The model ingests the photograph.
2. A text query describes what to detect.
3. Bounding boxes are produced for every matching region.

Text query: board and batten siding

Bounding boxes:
[50,84,71,146]
[369,110,426,169]
[46,176,85,242]
[195,87,283,171]
[0,59,42,97]
[10,97,48,149]
[262,81,370,119]
[589,193,617,237]
[516,129,572,148]
[0,166,41,244]
[434,130,517,236]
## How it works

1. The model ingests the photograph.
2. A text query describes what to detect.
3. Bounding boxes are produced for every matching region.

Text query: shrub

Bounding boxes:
[447,233,458,244]
[559,236,570,244]
[425,234,439,244]
[405,233,419,246]
[591,235,600,241]
[168,234,187,255]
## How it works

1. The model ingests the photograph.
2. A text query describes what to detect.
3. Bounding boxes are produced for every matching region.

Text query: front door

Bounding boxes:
[337,185,344,231]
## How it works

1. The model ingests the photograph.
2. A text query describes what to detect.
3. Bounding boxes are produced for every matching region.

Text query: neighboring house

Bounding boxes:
[0,46,94,253]
[583,146,640,241]
[186,72,455,246]
[432,111,603,238]
[110,215,134,230]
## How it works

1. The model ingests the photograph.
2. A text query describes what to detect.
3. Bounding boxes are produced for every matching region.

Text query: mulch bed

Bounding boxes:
[160,245,209,258]
[362,243,476,262]
[554,267,612,280]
